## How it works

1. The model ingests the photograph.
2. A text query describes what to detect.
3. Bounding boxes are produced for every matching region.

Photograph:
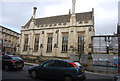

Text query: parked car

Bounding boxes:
[113,74,120,81]
[2,55,24,70]
[28,59,86,81]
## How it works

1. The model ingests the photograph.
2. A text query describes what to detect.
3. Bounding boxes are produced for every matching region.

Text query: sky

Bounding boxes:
[118,1,120,24]
[0,0,119,35]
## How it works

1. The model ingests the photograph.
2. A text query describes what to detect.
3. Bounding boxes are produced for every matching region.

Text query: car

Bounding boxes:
[113,74,120,81]
[28,59,86,81]
[2,55,24,70]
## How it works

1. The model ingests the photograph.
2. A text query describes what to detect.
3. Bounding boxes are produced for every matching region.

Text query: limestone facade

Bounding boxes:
[18,1,95,60]
[0,25,20,54]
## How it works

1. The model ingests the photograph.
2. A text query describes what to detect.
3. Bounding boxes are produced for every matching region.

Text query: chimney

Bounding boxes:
[72,0,76,16]
[33,7,37,19]
[70,0,76,26]
[69,9,71,15]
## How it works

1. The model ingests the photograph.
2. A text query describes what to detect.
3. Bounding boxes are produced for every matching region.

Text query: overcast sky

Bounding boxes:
[0,0,119,35]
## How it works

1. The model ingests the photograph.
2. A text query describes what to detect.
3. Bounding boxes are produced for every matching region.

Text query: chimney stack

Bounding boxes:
[33,7,37,19]
[70,0,76,26]
[69,9,71,14]
[72,0,76,16]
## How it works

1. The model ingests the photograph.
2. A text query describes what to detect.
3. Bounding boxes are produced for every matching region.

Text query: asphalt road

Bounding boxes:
[2,64,114,81]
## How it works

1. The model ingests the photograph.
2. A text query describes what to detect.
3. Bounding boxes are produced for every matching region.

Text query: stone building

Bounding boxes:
[18,0,95,61]
[0,25,20,54]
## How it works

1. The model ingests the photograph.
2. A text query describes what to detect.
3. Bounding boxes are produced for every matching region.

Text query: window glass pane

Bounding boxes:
[43,60,54,67]
[34,34,39,51]
[23,34,29,51]
[54,60,65,67]
[47,34,53,53]
[11,57,22,60]
[78,33,84,53]
[62,33,68,52]
[2,56,11,59]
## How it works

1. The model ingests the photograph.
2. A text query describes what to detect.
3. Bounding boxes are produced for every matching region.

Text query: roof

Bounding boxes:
[25,11,93,26]
[0,25,20,34]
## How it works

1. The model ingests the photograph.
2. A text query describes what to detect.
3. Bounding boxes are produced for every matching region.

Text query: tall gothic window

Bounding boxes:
[23,34,29,51]
[34,34,39,52]
[62,33,68,53]
[78,33,84,54]
[46,34,53,53]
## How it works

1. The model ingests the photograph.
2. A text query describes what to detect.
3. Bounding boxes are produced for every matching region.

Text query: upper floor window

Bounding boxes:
[46,34,53,53]
[62,33,68,53]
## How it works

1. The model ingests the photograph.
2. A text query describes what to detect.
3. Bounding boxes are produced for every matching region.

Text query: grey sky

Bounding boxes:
[0,0,119,35]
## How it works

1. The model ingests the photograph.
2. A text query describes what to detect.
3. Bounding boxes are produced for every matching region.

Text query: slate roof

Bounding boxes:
[25,11,93,26]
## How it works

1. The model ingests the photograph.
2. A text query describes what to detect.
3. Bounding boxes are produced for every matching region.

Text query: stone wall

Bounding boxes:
[19,55,69,64]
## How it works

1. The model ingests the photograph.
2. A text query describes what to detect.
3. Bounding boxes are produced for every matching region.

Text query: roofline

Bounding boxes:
[0,25,20,34]
[35,11,93,20]
[35,14,70,20]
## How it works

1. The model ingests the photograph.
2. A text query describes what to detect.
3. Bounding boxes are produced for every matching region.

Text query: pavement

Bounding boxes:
[24,62,116,77]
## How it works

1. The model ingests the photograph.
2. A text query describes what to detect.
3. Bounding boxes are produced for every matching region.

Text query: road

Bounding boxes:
[2,65,114,81]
